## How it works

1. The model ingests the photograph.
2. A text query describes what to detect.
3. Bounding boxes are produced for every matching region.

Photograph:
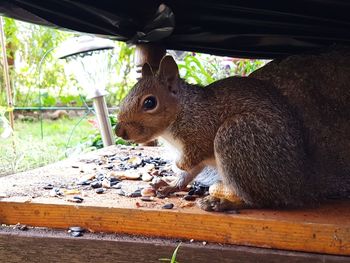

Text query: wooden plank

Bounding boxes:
[0,146,349,256]
[0,200,349,256]
[0,227,348,263]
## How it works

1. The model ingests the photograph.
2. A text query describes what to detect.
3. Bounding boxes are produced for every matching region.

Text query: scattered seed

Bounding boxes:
[67,197,81,203]
[141,187,156,197]
[180,202,195,208]
[188,182,210,196]
[109,180,120,187]
[90,181,102,189]
[50,188,63,197]
[14,224,28,231]
[141,196,154,202]
[77,180,91,186]
[183,195,196,201]
[73,196,84,202]
[43,184,54,190]
[162,203,174,209]
[109,177,120,183]
[102,179,111,188]
[157,193,167,199]
[127,189,142,197]
[112,182,123,189]
[141,173,153,182]
[97,173,105,180]
[95,188,104,194]
[69,226,84,232]
[71,165,79,169]
[127,156,142,166]
[19,225,28,231]
[63,189,81,195]
[49,189,57,197]
[70,231,82,237]
[116,189,125,196]
[105,164,114,170]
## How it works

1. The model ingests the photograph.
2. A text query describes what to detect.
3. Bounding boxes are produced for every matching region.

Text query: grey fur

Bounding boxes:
[117,50,350,209]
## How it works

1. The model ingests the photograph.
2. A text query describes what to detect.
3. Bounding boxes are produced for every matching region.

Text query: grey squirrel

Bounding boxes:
[116,49,350,211]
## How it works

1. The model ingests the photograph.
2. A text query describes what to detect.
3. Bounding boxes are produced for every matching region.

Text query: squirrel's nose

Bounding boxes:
[115,123,129,140]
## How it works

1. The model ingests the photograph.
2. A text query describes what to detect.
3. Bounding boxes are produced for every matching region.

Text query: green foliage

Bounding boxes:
[234,59,267,76]
[178,53,268,86]
[4,19,75,106]
[0,18,137,109]
[58,94,86,107]
[0,106,12,138]
[178,55,214,86]
[80,115,131,150]
[105,42,136,106]
[159,242,181,263]
[0,17,268,111]
[0,117,96,176]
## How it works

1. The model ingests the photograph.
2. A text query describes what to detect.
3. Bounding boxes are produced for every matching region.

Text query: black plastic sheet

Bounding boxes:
[1,0,350,58]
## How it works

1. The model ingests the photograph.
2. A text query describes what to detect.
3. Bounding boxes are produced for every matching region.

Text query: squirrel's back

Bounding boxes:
[251,47,350,198]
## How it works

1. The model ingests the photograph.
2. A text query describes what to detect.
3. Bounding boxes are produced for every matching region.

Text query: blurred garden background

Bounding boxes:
[0,17,268,176]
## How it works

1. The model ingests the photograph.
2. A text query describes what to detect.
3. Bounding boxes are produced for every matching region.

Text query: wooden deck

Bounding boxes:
[1,227,349,263]
[0,146,349,258]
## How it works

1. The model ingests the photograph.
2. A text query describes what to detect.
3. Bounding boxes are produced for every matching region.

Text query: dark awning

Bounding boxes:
[1,0,350,59]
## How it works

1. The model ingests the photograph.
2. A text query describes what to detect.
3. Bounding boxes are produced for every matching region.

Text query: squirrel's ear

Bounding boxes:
[158,56,179,82]
[142,63,154,78]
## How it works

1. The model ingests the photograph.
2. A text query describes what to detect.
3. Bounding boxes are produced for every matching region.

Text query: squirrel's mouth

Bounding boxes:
[131,136,154,144]
[116,122,158,144]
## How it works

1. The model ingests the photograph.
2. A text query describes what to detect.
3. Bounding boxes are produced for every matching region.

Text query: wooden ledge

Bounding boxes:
[1,227,349,263]
[0,146,349,256]
[0,199,350,256]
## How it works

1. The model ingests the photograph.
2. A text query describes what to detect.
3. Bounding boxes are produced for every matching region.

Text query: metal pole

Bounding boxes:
[92,95,115,146]
[0,17,14,130]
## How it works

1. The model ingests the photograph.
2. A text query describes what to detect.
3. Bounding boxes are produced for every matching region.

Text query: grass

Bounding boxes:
[0,116,97,176]
[159,243,181,263]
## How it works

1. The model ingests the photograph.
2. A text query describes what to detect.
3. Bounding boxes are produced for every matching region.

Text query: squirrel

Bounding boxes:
[116,50,350,211]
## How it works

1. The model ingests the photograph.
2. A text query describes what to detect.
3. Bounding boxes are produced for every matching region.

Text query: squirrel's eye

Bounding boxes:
[143,96,157,111]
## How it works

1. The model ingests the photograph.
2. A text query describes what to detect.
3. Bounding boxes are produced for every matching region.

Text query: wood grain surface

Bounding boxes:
[0,200,349,256]
[0,228,349,263]
[0,146,349,257]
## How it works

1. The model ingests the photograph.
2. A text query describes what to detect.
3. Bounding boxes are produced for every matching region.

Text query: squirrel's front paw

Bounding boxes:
[197,195,247,212]
[151,172,188,196]
[157,184,180,196]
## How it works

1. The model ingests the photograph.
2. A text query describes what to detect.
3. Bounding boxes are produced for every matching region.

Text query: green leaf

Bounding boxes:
[170,242,181,263]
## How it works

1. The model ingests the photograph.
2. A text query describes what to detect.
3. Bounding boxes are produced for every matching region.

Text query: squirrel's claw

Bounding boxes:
[151,175,188,196]
[157,185,180,196]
